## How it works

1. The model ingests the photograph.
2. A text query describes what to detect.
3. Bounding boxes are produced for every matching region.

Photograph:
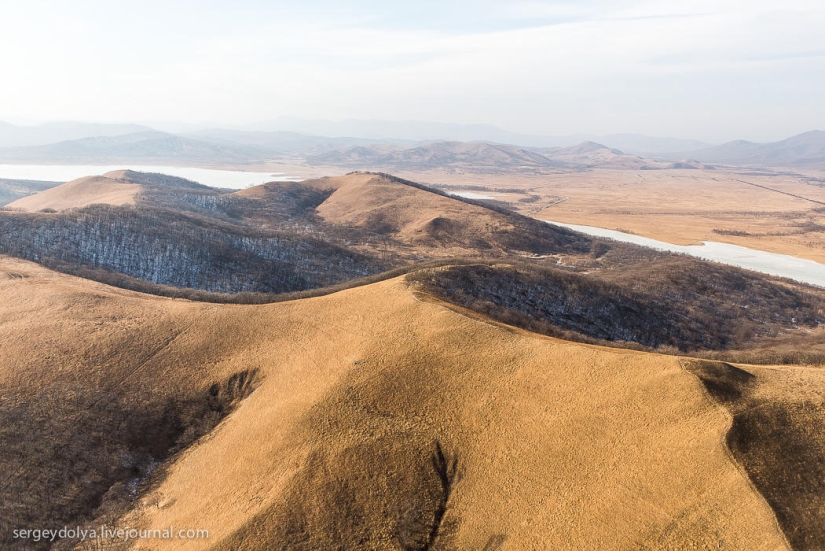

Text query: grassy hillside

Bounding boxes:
[305,173,591,257]
[0,257,791,550]
[0,178,61,206]
[0,258,262,550]
[685,359,825,549]
[6,175,141,211]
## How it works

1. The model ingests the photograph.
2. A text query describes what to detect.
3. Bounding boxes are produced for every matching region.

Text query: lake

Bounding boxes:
[543,220,825,288]
[0,164,301,189]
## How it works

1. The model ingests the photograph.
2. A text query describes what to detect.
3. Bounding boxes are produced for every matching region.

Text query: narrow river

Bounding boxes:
[543,220,825,288]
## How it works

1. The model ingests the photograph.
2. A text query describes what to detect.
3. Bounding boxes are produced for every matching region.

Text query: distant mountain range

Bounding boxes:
[251,117,712,154]
[0,121,154,148]
[181,128,414,155]
[0,131,260,164]
[307,140,658,172]
[661,130,825,167]
[0,120,711,155]
[0,120,822,170]
[307,141,558,172]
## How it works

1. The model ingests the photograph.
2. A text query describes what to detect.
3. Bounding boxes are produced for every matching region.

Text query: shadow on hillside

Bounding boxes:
[0,369,259,551]
[214,438,461,551]
[408,260,825,361]
[684,359,825,550]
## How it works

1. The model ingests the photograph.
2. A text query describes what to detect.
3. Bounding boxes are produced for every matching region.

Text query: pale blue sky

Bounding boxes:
[1,0,823,142]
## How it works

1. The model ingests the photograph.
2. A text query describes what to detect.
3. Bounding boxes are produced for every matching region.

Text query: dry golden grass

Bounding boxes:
[0,256,793,549]
[262,173,590,261]
[307,173,516,246]
[381,167,825,263]
[107,274,792,549]
[684,360,825,549]
[6,175,141,212]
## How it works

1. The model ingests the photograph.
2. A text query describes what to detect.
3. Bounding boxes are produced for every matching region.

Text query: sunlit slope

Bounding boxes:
[6,175,141,212]
[686,359,825,549]
[310,172,505,242]
[0,256,789,549]
[5,267,769,548]
[298,173,585,256]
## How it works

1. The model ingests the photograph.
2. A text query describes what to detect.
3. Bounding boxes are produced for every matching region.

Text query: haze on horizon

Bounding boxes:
[1,0,824,143]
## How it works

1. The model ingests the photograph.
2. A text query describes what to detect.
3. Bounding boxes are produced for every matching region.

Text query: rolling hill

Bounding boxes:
[1,121,822,171]
[0,178,61,206]
[0,130,654,172]
[3,170,823,357]
[6,174,142,212]
[411,260,825,360]
[0,256,798,550]
[0,171,590,295]
[307,141,557,172]
[538,141,656,169]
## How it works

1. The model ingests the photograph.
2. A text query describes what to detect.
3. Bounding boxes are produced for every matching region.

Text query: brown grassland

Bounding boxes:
[0,255,814,550]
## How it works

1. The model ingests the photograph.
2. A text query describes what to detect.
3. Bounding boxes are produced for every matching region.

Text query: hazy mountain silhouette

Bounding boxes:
[0,121,156,148]
[667,130,825,166]
[0,131,262,163]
